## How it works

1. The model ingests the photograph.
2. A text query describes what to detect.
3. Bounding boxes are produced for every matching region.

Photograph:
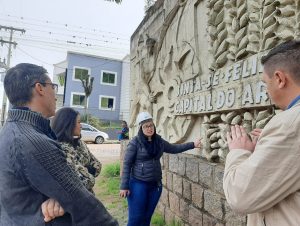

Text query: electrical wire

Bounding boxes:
[17,46,53,66]
[0,14,130,41]
[2,36,129,52]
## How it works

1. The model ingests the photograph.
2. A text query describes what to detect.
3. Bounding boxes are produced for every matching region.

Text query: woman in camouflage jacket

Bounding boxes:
[52,107,102,193]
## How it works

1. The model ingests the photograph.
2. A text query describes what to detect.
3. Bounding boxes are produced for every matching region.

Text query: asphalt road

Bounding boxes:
[87,143,121,165]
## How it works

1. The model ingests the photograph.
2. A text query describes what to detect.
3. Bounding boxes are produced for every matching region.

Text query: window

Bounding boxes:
[101,70,117,86]
[99,95,115,110]
[73,67,90,81]
[71,93,86,108]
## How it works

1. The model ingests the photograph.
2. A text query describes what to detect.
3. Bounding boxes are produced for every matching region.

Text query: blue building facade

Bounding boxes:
[63,52,123,121]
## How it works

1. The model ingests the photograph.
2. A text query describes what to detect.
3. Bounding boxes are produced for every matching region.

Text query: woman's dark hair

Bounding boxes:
[122,120,128,127]
[51,107,79,145]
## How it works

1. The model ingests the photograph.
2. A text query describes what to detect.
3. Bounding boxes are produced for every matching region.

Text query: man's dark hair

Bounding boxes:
[261,40,300,83]
[4,63,49,106]
[51,107,79,146]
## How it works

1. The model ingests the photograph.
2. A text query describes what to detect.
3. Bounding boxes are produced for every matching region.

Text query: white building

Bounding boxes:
[53,60,67,110]
[119,54,130,123]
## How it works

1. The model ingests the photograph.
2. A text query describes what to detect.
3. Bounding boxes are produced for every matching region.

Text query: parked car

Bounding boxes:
[80,123,109,144]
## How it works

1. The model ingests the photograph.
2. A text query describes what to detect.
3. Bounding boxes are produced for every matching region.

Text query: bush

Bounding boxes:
[80,114,123,130]
[102,162,120,177]
[80,114,103,130]
[88,115,103,130]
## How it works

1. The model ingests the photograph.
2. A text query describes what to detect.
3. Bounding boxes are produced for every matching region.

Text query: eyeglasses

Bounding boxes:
[142,124,155,129]
[31,82,58,94]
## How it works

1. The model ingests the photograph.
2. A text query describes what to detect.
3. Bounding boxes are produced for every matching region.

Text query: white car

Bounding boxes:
[80,123,109,144]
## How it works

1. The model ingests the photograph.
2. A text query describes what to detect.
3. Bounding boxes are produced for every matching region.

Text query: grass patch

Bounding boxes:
[151,212,166,226]
[95,162,181,226]
[151,212,182,226]
[97,177,120,195]
[94,162,128,225]
[102,162,120,177]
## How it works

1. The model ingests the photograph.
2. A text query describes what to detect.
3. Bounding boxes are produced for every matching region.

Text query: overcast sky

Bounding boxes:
[0,0,145,77]
[0,0,145,104]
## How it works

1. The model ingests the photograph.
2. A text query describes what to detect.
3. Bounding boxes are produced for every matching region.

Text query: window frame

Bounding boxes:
[70,92,87,108]
[72,66,91,82]
[100,70,117,86]
[99,95,116,111]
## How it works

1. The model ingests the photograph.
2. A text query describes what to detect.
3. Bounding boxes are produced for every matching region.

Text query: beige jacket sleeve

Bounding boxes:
[223,105,300,215]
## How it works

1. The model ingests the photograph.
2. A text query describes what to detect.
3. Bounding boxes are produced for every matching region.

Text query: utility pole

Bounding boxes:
[0,25,25,126]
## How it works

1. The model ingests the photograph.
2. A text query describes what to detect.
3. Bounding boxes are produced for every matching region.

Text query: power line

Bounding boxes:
[0,19,130,48]
[0,18,130,44]
[2,36,129,53]
[0,20,130,67]
[17,46,53,66]
[0,14,130,41]
[0,23,130,52]
[0,14,129,37]
[16,33,129,46]
[25,30,130,45]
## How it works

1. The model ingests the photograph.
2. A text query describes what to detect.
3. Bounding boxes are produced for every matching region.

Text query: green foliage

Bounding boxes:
[102,162,120,177]
[99,120,122,129]
[80,114,122,130]
[151,213,182,226]
[88,115,103,129]
[151,213,166,226]
[100,163,121,195]
[96,163,120,195]
[80,114,87,123]
[121,198,127,208]
[106,202,117,209]
[94,161,127,225]
[57,72,65,86]
[100,177,120,195]
[80,114,103,129]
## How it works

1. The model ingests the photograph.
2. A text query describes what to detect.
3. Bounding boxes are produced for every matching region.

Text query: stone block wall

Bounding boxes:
[119,140,129,176]
[158,153,247,226]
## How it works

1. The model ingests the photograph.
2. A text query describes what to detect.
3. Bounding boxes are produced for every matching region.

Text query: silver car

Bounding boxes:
[80,123,109,144]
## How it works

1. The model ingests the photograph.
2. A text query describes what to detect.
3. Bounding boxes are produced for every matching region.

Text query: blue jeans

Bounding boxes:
[127,178,162,226]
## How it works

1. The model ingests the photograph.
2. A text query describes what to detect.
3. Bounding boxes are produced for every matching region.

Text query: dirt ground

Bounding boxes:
[87,143,121,165]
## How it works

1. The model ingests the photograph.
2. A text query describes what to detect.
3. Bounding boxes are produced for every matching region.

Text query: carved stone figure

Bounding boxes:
[130,0,298,161]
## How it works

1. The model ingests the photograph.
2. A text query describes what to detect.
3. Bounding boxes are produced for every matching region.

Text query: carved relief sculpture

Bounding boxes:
[130,0,299,162]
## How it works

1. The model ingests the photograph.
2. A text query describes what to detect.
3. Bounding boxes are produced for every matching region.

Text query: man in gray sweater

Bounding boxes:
[0,63,118,226]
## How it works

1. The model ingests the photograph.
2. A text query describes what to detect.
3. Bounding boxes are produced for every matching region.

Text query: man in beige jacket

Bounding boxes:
[223,40,300,226]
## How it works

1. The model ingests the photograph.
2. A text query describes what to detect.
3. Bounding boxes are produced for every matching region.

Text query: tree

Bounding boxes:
[80,75,94,123]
